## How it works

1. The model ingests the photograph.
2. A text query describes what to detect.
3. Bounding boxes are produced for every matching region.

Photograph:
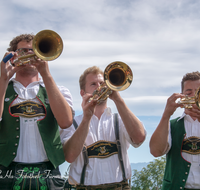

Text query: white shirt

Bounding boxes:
[5,78,73,163]
[168,112,200,189]
[60,107,146,185]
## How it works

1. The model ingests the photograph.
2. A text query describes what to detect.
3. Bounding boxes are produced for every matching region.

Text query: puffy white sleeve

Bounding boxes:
[58,85,75,117]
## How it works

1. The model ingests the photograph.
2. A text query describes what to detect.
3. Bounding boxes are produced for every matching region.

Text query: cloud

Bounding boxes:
[1,0,200,118]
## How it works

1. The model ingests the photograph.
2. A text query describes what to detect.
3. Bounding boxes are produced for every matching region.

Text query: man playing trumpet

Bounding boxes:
[0,33,74,190]
[150,71,200,190]
[61,65,146,190]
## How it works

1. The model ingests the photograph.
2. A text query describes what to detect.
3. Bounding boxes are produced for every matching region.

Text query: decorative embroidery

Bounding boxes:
[10,101,45,118]
[182,136,200,154]
[13,166,47,190]
[87,140,118,158]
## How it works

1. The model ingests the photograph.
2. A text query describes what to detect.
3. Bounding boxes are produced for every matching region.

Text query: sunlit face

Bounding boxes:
[83,73,104,95]
[182,80,200,97]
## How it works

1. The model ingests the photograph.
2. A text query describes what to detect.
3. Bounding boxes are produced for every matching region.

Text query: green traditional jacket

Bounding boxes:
[0,81,65,168]
[162,117,191,190]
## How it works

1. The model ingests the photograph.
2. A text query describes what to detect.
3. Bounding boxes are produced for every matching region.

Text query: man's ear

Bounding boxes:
[80,89,85,97]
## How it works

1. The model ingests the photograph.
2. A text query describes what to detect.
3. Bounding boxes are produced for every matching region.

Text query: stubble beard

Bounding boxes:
[17,65,38,77]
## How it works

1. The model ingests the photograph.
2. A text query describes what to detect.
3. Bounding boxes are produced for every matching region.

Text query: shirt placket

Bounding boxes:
[97,116,105,184]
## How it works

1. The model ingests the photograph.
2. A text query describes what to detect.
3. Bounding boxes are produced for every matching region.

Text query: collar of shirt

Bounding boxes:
[177,112,186,121]
[98,107,112,116]
[11,78,44,100]
[177,112,200,123]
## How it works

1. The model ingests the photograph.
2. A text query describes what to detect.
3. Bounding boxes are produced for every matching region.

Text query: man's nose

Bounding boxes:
[191,91,195,97]
[97,83,101,87]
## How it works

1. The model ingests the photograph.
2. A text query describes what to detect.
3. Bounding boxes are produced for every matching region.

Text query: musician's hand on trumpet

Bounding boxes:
[163,93,185,118]
[167,85,200,121]
[0,52,22,80]
[108,90,121,102]
[30,56,50,77]
[82,93,98,120]
[184,104,200,122]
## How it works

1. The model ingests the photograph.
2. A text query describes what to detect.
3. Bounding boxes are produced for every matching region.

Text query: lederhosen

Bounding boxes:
[73,113,129,190]
[0,82,65,190]
[0,161,65,190]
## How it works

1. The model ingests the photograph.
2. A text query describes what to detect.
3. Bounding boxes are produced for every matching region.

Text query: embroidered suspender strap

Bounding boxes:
[114,113,126,182]
[73,119,88,185]
[80,146,89,185]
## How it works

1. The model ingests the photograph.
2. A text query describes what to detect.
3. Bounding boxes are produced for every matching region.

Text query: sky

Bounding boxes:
[1,0,200,176]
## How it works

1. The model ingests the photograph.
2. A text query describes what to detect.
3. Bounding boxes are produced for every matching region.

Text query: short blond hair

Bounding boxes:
[79,66,103,90]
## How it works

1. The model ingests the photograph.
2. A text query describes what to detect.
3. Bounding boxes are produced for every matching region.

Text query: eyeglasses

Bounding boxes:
[15,48,34,53]
[13,48,35,66]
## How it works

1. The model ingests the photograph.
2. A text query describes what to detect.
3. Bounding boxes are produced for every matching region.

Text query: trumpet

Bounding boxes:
[178,86,200,109]
[13,30,63,66]
[90,61,133,104]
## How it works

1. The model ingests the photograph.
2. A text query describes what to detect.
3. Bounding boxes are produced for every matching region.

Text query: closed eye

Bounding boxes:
[185,89,192,96]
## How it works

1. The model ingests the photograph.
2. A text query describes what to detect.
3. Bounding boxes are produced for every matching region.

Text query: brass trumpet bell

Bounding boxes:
[13,29,63,66]
[32,29,63,61]
[90,61,133,104]
[178,86,200,109]
[104,61,133,91]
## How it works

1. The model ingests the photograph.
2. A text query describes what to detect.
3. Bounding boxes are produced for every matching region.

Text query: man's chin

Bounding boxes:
[17,65,38,74]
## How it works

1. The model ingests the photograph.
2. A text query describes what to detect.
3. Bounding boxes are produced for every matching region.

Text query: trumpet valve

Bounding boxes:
[178,95,195,108]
